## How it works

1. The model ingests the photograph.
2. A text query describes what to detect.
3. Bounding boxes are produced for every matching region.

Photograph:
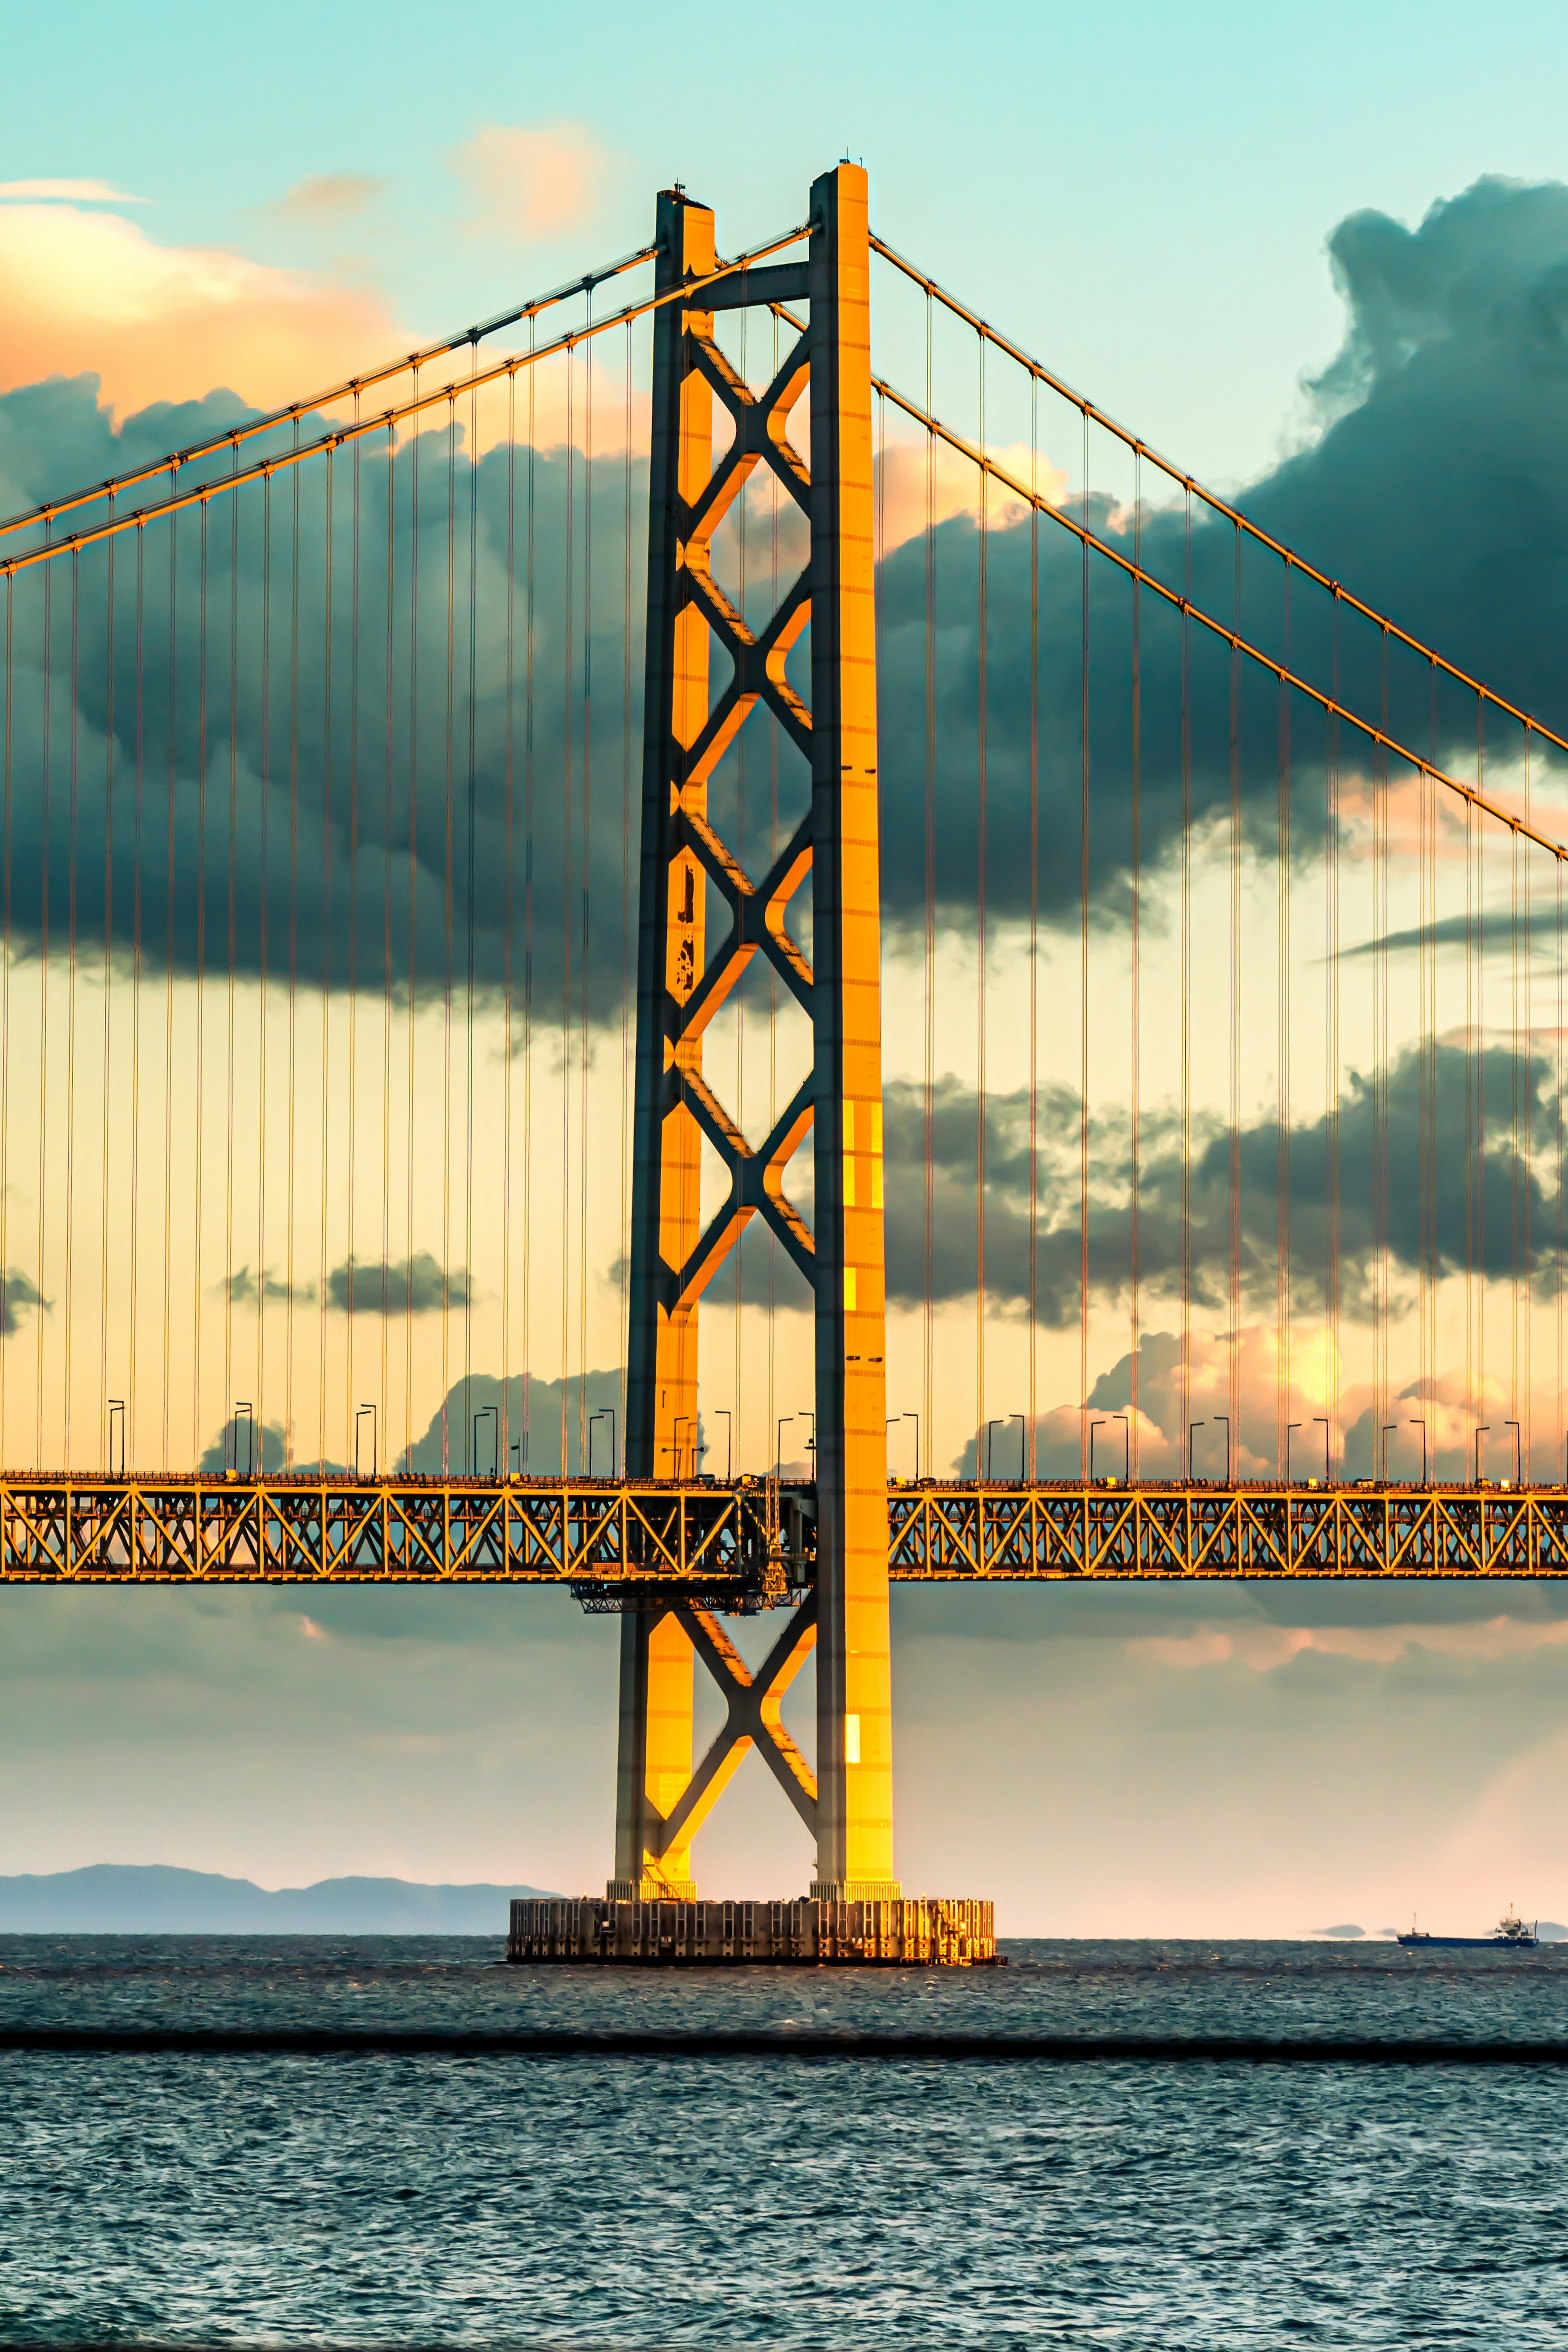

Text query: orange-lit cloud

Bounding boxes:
[876,432,1069,555]
[451,120,612,243]
[0,194,401,420]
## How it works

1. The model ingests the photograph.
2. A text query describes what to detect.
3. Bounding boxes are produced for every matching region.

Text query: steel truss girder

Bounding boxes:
[9,1479,1568,1584]
[0,1476,807,1592]
[884,1484,1568,1579]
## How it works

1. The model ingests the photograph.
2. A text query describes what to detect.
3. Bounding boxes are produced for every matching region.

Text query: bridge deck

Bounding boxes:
[0,1477,1563,1588]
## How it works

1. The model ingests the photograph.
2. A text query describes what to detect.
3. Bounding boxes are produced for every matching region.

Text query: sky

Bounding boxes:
[7,0,1568,1931]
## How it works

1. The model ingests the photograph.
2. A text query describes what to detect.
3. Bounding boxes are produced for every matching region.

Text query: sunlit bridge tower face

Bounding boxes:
[619,165,898,1905]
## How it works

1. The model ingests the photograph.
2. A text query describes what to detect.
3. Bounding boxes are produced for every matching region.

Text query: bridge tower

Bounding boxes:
[616,163,901,1914]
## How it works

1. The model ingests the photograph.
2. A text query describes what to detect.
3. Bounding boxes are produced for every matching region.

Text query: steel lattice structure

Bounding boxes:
[4,1474,1566,1585]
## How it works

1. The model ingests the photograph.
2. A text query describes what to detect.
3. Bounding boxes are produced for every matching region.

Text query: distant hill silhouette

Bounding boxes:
[0,1864,557,1933]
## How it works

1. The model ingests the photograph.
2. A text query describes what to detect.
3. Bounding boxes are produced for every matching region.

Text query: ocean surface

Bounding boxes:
[3,1933,1567,2347]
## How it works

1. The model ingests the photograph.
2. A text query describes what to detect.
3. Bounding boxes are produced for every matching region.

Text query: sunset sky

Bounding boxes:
[6,0,1568,1934]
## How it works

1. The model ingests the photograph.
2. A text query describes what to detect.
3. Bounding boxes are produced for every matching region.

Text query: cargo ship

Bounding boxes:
[1397,1911,1538,1949]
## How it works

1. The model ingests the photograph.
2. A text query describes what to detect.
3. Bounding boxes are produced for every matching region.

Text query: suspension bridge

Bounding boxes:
[4,162,1568,1955]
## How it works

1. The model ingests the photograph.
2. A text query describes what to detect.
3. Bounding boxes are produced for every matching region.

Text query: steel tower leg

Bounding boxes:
[804,164,896,1899]
[615,189,717,1899]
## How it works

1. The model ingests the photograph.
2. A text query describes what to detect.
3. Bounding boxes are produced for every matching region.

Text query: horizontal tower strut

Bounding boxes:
[4,1478,1567,1582]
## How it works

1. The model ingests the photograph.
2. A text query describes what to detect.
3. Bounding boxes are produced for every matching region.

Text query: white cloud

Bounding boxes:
[0,178,147,203]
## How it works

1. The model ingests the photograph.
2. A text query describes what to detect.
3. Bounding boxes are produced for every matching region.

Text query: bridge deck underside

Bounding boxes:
[0,1479,1565,1585]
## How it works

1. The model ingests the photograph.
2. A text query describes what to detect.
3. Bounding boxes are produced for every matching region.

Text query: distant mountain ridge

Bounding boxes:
[0,1864,556,1933]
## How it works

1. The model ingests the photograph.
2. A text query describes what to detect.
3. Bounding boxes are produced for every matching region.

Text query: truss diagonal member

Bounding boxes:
[673,808,814,1041]
[664,1070,815,1312]
[680,566,814,779]
[684,327,812,531]
[647,1597,818,1858]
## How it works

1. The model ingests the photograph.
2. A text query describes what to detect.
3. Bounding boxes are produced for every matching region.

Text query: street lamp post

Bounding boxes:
[1505,1419,1522,1486]
[1285,1422,1301,1482]
[1214,1414,1231,1484]
[711,1408,732,1483]
[775,1417,793,1479]
[1381,1423,1398,1482]
[1409,1419,1428,1486]
[1474,1425,1490,1482]
[1008,1411,1026,1482]
[1313,1417,1331,1484]
[473,1404,498,1477]
[355,1403,377,1479]
[1111,1413,1129,1484]
[1089,1419,1106,1482]
[1188,1421,1204,1482]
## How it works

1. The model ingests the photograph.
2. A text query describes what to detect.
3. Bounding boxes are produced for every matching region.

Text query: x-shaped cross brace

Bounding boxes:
[653,321,822,1323]
[642,1595,818,1867]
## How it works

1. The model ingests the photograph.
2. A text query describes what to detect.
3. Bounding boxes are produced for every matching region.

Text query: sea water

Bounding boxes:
[2,1934,1565,2347]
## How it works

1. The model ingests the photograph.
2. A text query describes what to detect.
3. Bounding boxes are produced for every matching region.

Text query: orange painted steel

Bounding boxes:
[7,1477,1565,1584]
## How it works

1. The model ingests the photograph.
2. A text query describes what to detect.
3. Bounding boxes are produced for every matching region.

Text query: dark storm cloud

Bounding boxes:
[323,1252,471,1315]
[875,176,1568,938]
[220,1252,469,1312]
[881,1039,1566,1321]
[0,1270,46,1336]
[6,176,1568,1019]
[0,383,648,1029]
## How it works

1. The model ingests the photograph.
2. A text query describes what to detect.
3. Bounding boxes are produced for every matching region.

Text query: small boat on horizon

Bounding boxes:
[1398,1911,1539,1949]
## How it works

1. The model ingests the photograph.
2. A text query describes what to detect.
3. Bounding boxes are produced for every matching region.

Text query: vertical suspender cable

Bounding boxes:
[561,344,576,1471]
[503,367,517,1474]
[442,390,457,1470]
[975,333,987,1472]
[380,416,396,1448]
[193,501,209,1466]
[1,571,11,1462]
[621,322,633,1469]
[580,308,594,1468]
[64,553,80,1468]
[130,524,145,1471]
[345,403,362,1468]
[1477,709,1487,1442]
[284,437,301,1468]
[1078,415,1091,1475]
[1028,379,1041,1478]
[922,292,935,1475]
[1327,599,1341,1470]
[1179,493,1192,1470]
[1127,449,1140,1479]
[162,496,179,1469]
[405,373,421,1466]
[224,466,239,1463]
[466,351,481,1471]
[1276,570,1291,1473]
[257,474,272,1460]
[522,330,536,1466]
[38,517,51,1468]
[100,515,116,1467]
[1227,528,1241,1471]
[318,442,335,1468]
